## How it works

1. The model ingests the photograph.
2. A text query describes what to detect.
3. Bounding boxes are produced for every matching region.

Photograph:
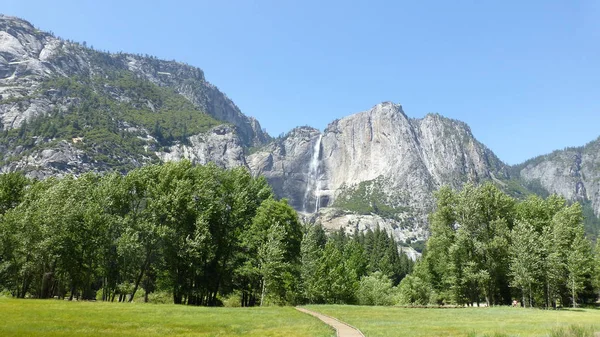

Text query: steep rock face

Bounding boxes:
[518,138,600,215]
[0,140,93,179]
[0,15,267,145]
[249,102,509,243]
[156,125,247,169]
[248,127,321,211]
[320,103,506,208]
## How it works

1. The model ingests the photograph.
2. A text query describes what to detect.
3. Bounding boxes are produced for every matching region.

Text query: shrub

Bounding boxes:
[548,325,597,337]
[357,272,395,306]
[396,274,432,305]
[146,291,172,304]
[222,292,242,307]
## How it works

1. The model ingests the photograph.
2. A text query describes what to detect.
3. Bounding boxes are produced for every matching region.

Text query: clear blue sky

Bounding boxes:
[4,1,600,164]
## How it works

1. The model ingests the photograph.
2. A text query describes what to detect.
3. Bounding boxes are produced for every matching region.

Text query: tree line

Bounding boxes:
[398,183,600,308]
[0,161,413,306]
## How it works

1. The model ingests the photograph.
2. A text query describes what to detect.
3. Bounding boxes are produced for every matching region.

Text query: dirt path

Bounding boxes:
[295,307,365,337]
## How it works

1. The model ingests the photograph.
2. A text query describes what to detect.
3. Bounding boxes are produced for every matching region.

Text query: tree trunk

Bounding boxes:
[173,290,182,304]
[102,278,106,301]
[41,272,54,299]
[546,281,550,309]
[19,276,30,298]
[129,250,152,303]
[103,277,109,301]
[69,283,75,301]
[572,279,576,308]
[260,279,266,307]
[144,276,149,303]
[49,279,57,299]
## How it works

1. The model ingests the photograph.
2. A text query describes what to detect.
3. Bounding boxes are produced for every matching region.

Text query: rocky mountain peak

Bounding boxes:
[0,15,268,147]
[248,101,510,248]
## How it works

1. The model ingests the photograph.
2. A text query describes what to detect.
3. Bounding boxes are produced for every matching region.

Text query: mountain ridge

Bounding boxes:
[0,15,268,145]
[1,15,599,246]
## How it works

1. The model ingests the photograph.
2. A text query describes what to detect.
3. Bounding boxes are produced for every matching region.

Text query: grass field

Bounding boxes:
[3,298,599,337]
[0,298,334,337]
[304,305,600,337]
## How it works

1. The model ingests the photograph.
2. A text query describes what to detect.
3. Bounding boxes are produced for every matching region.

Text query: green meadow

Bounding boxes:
[305,305,600,337]
[2,298,600,337]
[0,298,334,337]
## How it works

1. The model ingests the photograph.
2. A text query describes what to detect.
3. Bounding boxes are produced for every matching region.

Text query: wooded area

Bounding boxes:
[0,161,412,306]
[398,183,600,308]
[2,163,597,308]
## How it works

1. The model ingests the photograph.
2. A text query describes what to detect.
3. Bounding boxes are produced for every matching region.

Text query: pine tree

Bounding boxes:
[300,224,326,303]
[594,241,600,299]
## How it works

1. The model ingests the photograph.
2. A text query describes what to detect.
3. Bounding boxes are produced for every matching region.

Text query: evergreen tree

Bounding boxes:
[594,241,600,299]
[300,224,327,303]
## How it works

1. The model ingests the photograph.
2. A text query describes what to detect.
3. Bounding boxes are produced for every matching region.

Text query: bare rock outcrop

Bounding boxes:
[518,139,600,216]
[156,125,247,169]
[249,102,509,243]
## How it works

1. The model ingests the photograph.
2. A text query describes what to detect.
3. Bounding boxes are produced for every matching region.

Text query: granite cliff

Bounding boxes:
[249,102,510,248]
[2,15,599,251]
[516,138,600,221]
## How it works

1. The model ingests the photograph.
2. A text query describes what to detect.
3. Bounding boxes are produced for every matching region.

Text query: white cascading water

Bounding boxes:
[303,134,322,213]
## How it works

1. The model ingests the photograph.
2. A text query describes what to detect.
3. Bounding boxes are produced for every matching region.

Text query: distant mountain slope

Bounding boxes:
[0,15,267,176]
[515,138,600,204]
[514,137,600,237]
[249,102,512,246]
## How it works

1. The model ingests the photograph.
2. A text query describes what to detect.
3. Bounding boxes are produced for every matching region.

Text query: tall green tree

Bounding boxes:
[0,172,29,215]
[509,221,542,307]
[240,198,302,305]
[318,241,359,304]
[300,223,327,304]
[257,221,288,305]
[594,241,600,299]
[566,235,592,307]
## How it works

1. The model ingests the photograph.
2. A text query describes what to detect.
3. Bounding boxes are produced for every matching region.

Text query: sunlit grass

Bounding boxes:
[304,305,600,337]
[0,298,334,337]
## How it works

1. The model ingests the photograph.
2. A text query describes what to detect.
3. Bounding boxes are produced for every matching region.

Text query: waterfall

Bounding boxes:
[303,134,322,213]
[312,134,322,213]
